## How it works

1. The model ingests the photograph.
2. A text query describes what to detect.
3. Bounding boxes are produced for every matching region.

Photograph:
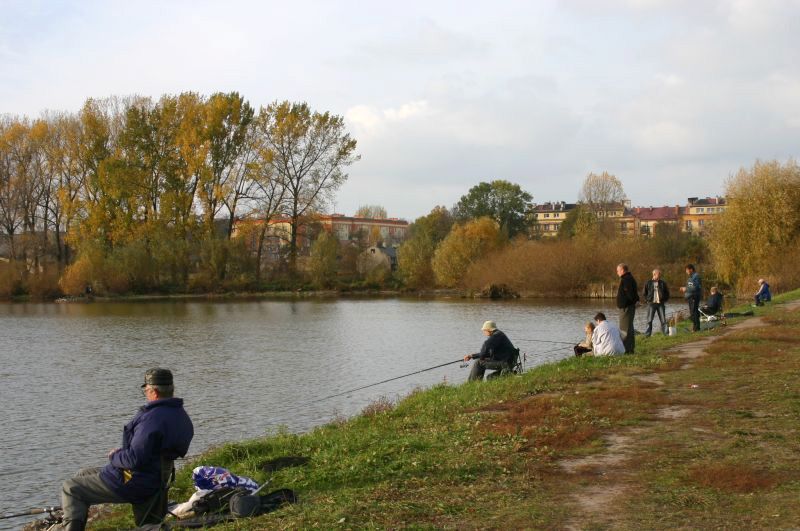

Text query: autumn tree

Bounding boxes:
[355,204,387,219]
[579,171,626,210]
[0,118,25,260]
[709,159,800,288]
[258,101,358,276]
[452,180,533,238]
[557,204,597,239]
[398,206,453,289]
[431,216,503,287]
[308,230,339,288]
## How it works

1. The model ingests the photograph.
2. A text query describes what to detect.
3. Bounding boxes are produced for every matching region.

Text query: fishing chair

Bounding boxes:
[698,304,726,328]
[499,348,524,377]
[132,454,176,526]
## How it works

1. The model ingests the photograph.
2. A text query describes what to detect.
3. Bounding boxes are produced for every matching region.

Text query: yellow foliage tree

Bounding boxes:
[709,159,800,289]
[432,217,504,287]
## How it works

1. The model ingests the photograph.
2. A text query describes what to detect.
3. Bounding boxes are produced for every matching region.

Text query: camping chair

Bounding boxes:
[132,454,176,526]
[699,301,726,328]
[500,348,524,376]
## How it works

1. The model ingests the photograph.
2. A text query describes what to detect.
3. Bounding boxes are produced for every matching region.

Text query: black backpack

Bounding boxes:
[229,489,298,517]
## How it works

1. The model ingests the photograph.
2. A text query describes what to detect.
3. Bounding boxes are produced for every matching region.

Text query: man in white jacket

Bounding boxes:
[591,312,626,356]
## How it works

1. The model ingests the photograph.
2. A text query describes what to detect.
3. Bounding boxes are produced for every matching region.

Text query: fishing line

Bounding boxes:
[513,337,575,345]
[308,358,465,403]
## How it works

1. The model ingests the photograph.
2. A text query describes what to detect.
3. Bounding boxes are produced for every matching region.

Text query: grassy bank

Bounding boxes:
[92,290,800,529]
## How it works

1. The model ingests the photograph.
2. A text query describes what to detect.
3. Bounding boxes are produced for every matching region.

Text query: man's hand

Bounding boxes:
[107,448,119,459]
[679,287,686,293]
[463,354,473,362]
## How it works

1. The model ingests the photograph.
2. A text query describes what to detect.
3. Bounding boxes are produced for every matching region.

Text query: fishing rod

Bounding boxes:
[310,358,465,403]
[513,337,575,346]
[0,506,61,520]
[313,342,579,404]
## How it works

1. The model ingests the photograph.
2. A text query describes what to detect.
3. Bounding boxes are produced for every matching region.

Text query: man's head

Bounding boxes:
[758,278,765,285]
[481,320,497,336]
[652,268,661,280]
[710,286,718,294]
[685,264,695,274]
[616,263,628,277]
[594,312,607,323]
[141,368,174,400]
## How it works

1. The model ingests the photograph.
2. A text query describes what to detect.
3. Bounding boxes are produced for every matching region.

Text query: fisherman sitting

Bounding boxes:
[574,321,595,357]
[701,287,724,315]
[57,369,194,530]
[591,312,625,356]
[754,278,772,306]
[463,320,517,381]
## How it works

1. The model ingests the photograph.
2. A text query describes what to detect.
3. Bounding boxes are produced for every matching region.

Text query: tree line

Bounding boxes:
[1,91,797,301]
[397,162,800,298]
[0,93,357,296]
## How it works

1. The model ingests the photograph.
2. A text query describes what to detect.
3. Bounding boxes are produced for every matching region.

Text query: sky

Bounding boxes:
[1,0,798,220]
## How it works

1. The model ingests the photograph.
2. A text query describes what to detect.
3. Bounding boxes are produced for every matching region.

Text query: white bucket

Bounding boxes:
[668,326,677,336]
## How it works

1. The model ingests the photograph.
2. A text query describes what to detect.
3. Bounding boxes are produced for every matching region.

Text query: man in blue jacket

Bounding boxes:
[754,278,772,306]
[680,264,702,332]
[59,368,194,530]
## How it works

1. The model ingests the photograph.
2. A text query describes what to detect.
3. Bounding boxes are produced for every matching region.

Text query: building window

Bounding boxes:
[699,219,705,227]
[686,220,693,230]
[698,208,704,213]
[544,213,550,218]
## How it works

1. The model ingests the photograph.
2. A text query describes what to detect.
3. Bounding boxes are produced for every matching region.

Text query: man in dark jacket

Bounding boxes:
[680,264,702,332]
[464,320,517,381]
[701,286,723,315]
[643,268,670,336]
[59,368,194,531]
[616,263,639,353]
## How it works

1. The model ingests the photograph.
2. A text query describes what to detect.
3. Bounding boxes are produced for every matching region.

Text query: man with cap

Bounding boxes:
[58,368,194,530]
[463,320,517,381]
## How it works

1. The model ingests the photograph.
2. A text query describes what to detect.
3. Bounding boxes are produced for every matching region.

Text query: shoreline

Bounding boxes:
[84,290,798,529]
[3,286,704,303]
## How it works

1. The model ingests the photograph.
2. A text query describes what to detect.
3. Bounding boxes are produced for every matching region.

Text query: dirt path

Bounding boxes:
[558,300,800,530]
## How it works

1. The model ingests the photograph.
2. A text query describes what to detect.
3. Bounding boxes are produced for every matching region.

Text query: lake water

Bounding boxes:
[0,297,684,527]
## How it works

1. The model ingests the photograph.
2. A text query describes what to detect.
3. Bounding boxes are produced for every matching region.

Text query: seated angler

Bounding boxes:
[464,320,517,381]
[591,312,625,356]
[57,369,194,531]
[574,321,595,357]
[701,286,724,315]
[754,278,771,306]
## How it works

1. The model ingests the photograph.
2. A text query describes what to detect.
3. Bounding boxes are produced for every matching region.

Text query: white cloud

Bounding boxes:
[1,0,799,219]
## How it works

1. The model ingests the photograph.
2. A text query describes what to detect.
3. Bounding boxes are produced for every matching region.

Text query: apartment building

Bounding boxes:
[681,197,727,235]
[530,201,576,236]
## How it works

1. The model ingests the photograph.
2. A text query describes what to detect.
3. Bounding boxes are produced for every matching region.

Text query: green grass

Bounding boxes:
[90,289,800,529]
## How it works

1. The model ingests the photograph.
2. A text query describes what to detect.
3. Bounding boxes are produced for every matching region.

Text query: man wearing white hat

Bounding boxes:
[463,320,517,381]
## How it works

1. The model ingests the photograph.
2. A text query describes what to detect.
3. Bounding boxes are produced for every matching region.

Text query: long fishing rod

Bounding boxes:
[310,358,465,403]
[0,506,61,520]
[313,343,579,404]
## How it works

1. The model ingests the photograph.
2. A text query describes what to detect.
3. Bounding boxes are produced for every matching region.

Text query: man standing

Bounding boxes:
[59,369,194,530]
[643,268,670,336]
[464,320,517,381]
[680,264,702,332]
[616,263,639,354]
[591,312,626,356]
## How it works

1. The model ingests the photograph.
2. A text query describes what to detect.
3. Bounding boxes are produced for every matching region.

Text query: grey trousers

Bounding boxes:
[61,467,125,531]
[469,359,509,381]
[619,305,636,354]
